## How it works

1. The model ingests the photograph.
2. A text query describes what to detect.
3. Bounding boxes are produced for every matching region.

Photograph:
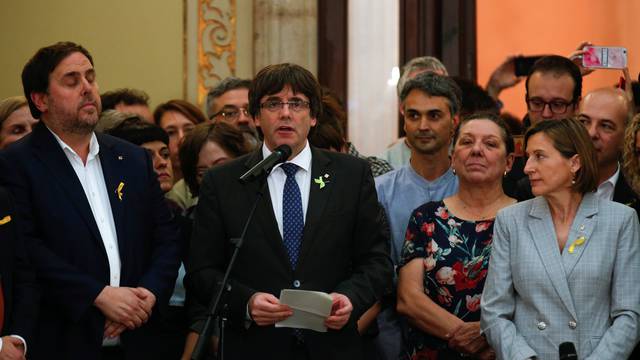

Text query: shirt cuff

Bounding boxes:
[0,335,27,355]
[245,303,253,329]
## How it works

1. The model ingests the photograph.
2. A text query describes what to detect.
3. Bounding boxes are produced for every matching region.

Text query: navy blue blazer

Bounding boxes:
[0,186,38,343]
[0,123,180,359]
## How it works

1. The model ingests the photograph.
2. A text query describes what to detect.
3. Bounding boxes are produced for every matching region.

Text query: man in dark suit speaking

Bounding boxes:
[187,63,392,359]
[0,42,180,359]
[0,186,38,360]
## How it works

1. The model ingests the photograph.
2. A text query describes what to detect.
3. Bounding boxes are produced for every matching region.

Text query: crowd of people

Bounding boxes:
[1,40,639,360]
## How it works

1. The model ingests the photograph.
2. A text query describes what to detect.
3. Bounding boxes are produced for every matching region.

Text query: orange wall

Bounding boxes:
[477,0,640,119]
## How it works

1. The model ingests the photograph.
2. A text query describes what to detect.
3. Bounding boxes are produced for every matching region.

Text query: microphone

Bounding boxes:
[239,144,292,183]
[559,342,578,360]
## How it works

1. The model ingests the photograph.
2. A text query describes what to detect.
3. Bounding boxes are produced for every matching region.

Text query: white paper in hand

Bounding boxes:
[276,289,333,332]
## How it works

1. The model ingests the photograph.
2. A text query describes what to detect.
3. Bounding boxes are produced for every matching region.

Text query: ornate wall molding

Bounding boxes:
[184,0,237,108]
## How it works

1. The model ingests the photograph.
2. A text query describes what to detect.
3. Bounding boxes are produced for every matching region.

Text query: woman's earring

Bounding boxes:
[452,168,456,175]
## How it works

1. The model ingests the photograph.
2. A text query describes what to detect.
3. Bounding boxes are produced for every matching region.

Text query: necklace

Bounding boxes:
[456,196,512,221]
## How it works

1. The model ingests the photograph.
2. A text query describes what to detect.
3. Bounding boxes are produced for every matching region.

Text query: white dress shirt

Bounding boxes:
[263,141,313,235]
[49,128,121,345]
[596,163,620,201]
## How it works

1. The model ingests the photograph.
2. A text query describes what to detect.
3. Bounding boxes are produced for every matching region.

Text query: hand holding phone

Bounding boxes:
[582,46,628,69]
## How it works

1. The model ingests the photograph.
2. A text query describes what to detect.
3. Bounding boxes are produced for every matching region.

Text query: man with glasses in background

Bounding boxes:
[188,63,391,359]
[511,55,583,200]
[524,55,582,125]
[207,77,260,147]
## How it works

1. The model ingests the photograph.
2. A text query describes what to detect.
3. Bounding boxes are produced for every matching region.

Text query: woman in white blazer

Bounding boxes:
[481,118,640,360]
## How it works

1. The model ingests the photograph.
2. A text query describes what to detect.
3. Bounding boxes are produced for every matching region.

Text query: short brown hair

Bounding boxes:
[179,122,251,196]
[248,63,322,119]
[101,88,150,111]
[153,99,207,126]
[524,118,598,194]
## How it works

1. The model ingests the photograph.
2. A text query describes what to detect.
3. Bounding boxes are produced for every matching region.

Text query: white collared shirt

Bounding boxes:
[596,164,620,201]
[49,128,121,287]
[263,142,312,236]
[48,128,122,346]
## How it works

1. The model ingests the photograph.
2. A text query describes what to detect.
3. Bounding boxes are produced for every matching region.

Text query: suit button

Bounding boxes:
[537,321,547,330]
[568,321,577,329]
[293,280,301,288]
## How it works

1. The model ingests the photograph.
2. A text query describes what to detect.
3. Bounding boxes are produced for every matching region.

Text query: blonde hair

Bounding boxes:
[622,113,640,195]
[0,96,28,126]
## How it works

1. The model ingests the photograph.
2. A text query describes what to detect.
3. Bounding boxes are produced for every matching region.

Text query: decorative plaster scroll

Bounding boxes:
[184,0,237,108]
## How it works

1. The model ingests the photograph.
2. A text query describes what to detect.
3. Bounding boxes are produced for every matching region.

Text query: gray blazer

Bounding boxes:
[481,192,640,360]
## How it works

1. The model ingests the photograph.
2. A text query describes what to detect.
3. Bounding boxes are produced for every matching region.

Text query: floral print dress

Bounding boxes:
[399,200,494,360]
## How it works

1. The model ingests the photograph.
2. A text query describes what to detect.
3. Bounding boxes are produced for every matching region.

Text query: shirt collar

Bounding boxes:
[262,141,312,174]
[48,125,100,161]
[601,163,620,188]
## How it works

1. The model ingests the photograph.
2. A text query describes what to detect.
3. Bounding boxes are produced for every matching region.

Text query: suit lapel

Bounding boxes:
[242,150,290,264]
[528,197,578,319]
[31,124,103,247]
[563,193,598,278]
[297,148,333,267]
[613,173,638,206]
[97,135,127,261]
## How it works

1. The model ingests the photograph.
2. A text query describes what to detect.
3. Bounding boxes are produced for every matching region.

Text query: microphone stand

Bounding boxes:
[191,176,268,360]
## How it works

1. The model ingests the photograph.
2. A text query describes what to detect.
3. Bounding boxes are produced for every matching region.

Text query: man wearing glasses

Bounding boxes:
[207,77,260,147]
[188,63,392,359]
[512,56,583,200]
[524,55,583,125]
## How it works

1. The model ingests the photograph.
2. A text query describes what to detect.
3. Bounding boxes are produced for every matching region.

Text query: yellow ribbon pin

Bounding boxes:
[568,236,586,254]
[0,215,11,225]
[116,182,125,201]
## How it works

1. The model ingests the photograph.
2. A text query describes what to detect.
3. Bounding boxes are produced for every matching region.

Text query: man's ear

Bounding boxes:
[450,114,460,138]
[31,92,48,113]
[452,114,460,127]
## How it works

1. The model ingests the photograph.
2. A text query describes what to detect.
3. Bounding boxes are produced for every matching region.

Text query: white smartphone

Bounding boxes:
[582,46,628,69]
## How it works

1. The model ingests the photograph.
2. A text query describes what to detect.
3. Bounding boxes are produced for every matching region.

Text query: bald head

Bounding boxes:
[580,87,630,124]
[578,87,630,182]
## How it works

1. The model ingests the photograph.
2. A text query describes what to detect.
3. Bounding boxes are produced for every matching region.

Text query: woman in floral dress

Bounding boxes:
[397,113,516,360]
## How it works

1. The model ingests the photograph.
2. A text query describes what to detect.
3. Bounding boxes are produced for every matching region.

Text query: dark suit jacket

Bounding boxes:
[0,123,181,359]
[187,146,393,360]
[0,186,38,343]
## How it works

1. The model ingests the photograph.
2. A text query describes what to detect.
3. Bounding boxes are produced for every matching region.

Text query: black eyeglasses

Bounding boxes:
[260,100,310,113]
[211,106,249,121]
[526,97,573,114]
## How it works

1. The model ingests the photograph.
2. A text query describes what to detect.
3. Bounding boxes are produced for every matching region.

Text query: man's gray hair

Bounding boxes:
[400,72,461,116]
[206,77,252,118]
[397,56,448,96]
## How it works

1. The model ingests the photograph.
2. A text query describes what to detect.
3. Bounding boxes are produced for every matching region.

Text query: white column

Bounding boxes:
[347,0,399,157]
[253,0,317,75]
